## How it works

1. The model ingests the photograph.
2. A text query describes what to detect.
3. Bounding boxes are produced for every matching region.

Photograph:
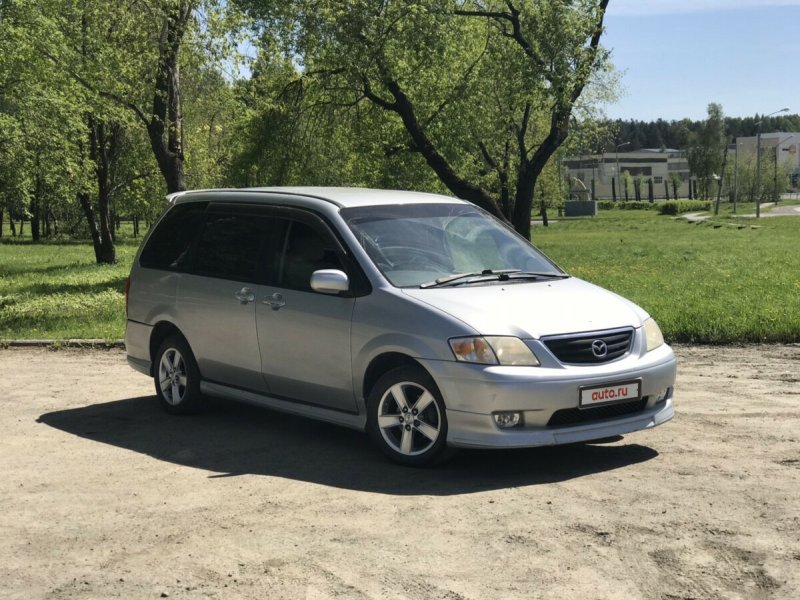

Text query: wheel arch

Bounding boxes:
[149,321,189,376]
[362,353,417,401]
[361,352,439,405]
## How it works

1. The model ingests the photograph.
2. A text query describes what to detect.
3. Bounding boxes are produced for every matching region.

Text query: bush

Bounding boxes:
[657,200,711,216]
[597,201,658,211]
[619,201,658,211]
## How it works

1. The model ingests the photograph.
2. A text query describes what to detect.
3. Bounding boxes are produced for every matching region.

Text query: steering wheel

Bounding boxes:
[382,246,453,271]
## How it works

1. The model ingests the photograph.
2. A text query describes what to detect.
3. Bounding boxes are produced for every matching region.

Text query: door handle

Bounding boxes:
[263,292,285,310]
[234,287,255,304]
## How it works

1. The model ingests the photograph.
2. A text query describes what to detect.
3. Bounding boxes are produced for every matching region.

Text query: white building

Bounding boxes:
[732,132,800,188]
[564,149,691,201]
[565,133,800,202]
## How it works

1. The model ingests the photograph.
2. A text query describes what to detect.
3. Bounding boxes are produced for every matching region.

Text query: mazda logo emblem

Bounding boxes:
[591,340,608,358]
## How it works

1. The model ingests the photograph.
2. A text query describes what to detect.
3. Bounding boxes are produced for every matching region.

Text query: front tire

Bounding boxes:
[154,335,202,414]
[367,365,449,467]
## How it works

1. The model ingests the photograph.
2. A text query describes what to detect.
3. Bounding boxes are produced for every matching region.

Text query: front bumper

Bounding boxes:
[446,397,673,448]
[418,344,677,449]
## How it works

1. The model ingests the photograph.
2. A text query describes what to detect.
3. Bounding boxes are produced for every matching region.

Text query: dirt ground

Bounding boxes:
[1,344,798,600]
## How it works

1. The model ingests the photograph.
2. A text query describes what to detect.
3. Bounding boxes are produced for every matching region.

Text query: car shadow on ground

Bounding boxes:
[38,396,658,495]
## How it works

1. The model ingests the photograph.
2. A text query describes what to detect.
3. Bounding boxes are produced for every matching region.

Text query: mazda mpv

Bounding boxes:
[125,187,676,466]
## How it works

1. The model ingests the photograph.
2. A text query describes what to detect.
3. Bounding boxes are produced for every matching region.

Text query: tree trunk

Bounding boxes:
[648,179,654,202]
[9,213,16,237]
[714,145,728,216]
[540,197,548,227]
[47,208,57,237]
[78,192,104,263]
[0,206,3,238]
[612,178,617,201]
[31,180,41,242]
[88,118,117,264]
[144,3,193,194]
[664,180,670,200]
[512,160,538,239]
[19,218,24,236]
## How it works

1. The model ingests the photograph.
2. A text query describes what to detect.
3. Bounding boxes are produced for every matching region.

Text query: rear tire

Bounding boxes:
[367,365,450,467]
[154,335,202,414]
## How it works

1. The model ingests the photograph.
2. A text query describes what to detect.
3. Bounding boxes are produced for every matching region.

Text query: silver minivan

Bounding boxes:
[125,187,675,466]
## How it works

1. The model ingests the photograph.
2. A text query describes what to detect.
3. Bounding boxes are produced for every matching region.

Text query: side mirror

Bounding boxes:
[310,269,350,294]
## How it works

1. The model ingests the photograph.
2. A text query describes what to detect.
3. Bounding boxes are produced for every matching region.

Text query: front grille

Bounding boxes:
[547,398,648,428]
[542,327,633,364]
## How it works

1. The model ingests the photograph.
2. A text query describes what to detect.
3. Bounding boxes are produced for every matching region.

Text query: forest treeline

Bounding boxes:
[602,114,800,152]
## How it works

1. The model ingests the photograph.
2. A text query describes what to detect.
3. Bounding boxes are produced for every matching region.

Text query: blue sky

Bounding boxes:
[602,0,800,121]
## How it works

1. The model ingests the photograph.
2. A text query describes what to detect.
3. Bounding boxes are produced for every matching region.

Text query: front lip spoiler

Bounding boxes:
[445,399,674,449]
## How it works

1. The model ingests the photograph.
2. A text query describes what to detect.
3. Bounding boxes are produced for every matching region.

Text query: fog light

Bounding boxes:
[493,412,522,429]
[655,388,671,403]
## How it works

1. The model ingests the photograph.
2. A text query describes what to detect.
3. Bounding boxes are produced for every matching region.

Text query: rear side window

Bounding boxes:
[192,212,267,282]
[139,202,207,270]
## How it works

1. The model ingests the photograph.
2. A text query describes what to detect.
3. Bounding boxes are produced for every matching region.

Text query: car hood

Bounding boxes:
[401,277,648,339]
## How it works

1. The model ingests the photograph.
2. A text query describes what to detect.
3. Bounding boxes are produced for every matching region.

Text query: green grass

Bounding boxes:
[1,205,799,343]
[0,239,139,340]
[534,205,800,343]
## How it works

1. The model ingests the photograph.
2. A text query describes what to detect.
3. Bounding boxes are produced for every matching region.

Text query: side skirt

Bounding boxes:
[200,381,367,431]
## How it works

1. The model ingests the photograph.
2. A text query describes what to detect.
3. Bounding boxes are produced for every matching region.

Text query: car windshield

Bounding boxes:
[341,203,565,287]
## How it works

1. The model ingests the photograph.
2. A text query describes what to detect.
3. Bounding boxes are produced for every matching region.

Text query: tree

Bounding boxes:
[685,103,726,200]
[670,173,682,200]
[2,0,246,261]
[241,0,614,238]
[622,170,631,201]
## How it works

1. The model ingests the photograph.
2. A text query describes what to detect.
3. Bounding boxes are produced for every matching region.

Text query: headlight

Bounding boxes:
[644,318,664,352]
[449,336,540,366]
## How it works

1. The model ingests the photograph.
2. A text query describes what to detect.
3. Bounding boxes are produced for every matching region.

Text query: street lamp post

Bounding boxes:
[615,141,630,202]
[755,107,790,217]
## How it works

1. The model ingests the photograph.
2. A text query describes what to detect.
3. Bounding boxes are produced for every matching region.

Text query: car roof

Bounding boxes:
[168,187,467,209]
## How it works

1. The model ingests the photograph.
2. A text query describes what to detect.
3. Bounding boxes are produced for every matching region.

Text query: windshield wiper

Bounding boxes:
[505,271,569,281]
[420,269,568,288]
[420,269,520,288]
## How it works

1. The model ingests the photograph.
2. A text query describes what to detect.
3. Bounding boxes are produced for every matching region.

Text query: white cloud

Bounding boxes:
[609,0,800,17]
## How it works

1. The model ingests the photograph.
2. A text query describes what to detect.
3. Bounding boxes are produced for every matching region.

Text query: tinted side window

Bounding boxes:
[139,202,207,270]
[278,220,344,292]
[193,213,267,282]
